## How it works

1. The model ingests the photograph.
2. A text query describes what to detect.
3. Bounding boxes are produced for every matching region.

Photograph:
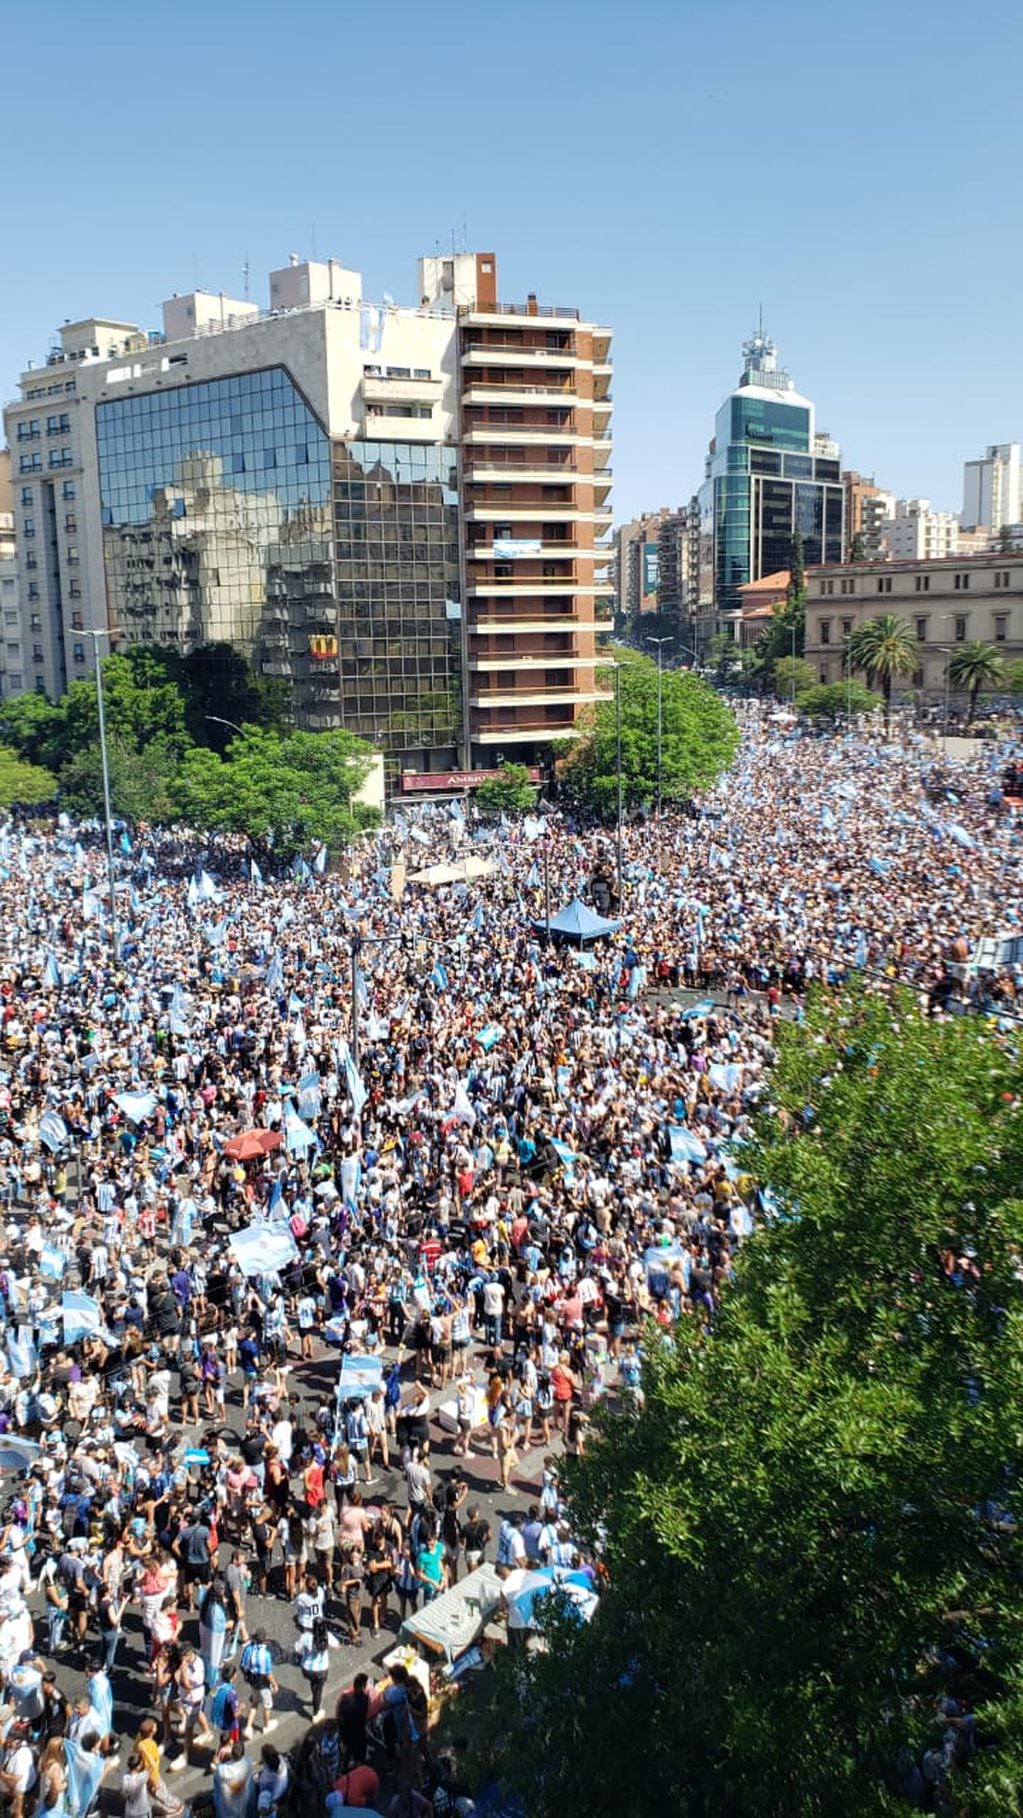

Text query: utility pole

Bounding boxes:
[614,663,624,910]
[647,637,673,817]
[543,836,551,944]
[85,628,120,965]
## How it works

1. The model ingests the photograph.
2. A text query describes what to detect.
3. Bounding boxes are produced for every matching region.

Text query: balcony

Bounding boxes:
[464,460,578,482]
[471,686,610,708]
[471,616,603,634]
[470,653,601,672]
[361,374,443,406]
[463,503,605,523]
[461,383,577,408]
[467,541,580,560]
[362,410,438,441]
[468,580,604,599]
[463,425,589,446]
[460,301,581,322]
[461,345,580,369]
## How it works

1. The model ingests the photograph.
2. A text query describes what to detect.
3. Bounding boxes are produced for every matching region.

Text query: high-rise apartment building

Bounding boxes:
[613,510,672,620]
[696,330,844,641]
[962,443,1020,535]
[3,250,611,778]
[842,470,894,559]
[656,499,700,619]
[879,499,961,562]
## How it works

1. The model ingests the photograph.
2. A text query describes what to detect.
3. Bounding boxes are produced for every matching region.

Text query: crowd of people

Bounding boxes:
[0,718,1016,1816]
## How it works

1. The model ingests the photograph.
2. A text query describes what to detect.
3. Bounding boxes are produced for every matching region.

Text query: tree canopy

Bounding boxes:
[0,747,57,810]
[557,652,739,815]
[473,762,538,814]
[847,614,919,721]
[772,653,816,700]
[172,726,377,856]
[478,987,1023,1816]
[948,642,1005,723]
[797,680,882,720]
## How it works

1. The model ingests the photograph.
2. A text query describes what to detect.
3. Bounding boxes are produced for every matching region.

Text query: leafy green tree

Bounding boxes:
[998,524,1016,555]
[473,763,538,814]
[948,640,1005,724]
[0,694,64,770]
[57,736,180,824]
[772,654,816,700]
[0,747,57,808]
[53,654,192,768]
[705,631,745,684]
[1004,658,1023,697]
[172,726,377,856]
[849,531,867,562]
[797,680,882,719]
[847,613,918,724]
[787,525,806,604]
[478,987,1023,1817]
[559,652,739,815]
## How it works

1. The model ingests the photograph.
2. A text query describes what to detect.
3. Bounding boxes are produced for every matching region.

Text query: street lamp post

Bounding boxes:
[85,628,120,966]
[940,615,956,744]
[205,714,245,740]
[614,662,624,909]
[790,621,798,705]
[543,836,552,945]
[647,637,673,818]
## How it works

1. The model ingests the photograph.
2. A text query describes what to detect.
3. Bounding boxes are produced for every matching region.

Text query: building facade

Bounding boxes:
[655,500,700,620]
[878,498,962,562]
[696,330,844,643]
[806,553,1023,697]
[2,250,612,777]
[842,470,894,559]
[613,510,671,620]
[962,443,1020,537]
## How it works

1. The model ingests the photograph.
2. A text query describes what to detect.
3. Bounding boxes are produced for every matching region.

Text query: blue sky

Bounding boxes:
[4,0,1021,521]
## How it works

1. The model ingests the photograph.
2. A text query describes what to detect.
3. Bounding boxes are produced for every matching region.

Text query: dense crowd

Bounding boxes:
[0,720,1015,1815]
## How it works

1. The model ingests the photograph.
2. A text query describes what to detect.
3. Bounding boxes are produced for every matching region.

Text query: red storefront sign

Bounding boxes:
[400,767,542,792]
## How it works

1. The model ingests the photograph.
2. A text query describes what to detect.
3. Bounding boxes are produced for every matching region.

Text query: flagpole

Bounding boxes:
[86,628,120,967]
[350,933,361,1075]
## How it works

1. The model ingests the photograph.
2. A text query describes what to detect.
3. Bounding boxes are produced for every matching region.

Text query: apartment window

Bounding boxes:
[8,675,21,692]
[820,620,831,644]
[494,563,514,579]
[5,643,18,657]
[840,618,853,637]
[32,645,44,663]
[24,555,37,571]
[4,613,17,628]
[66,546,79,565]
[915,617,928,641]
[19,455,42,474]
[72,643,85,665]
[26,585,39,602]
[19,488,32,508]
[29,614,41,631]
[64,514,77,533]
[48,448,72,470]
[915,575,930,592]
[413,368,430,380]
[68,580,82,599]
[62,480,76,501]
[994,570,1011,588]
[877,576,891,593]
[493,523,513,540]
[954,572,970,590]
[70,612,83,631]
[46,413,70,435]
[955,616,967,641]
[22,518,34,538]
[994,614,1008,643]
[16,420,40,441]
[65,380,76,393]
[819,580,828,595]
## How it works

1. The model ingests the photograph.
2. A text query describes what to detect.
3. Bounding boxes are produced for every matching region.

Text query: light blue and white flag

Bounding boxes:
[39,1243,66,1281]
[430,960,449,992]
[313,843,327,875]
[114,1090,157,1123]
[44,952,60,990]
[453,1081,476,1127]
[708,1062,741,1094]
[266,951,284,991]
[250,858,263,888]
[297,1070,322,1121]
[340,1154,362,1210]
[284,1113,317,1153]
[229,1220,298,1278]
[62,1290,104,1343]
[6,1326,37,1380]
[478,1023,504,1052]
[668,1125,708,1165]
[344,1051,368,1117]
[38,1109,69,1152]
[120,828,131,856]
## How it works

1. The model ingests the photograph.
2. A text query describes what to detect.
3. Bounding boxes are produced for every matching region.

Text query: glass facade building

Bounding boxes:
[96,369,463,759]
[698,334,844,618]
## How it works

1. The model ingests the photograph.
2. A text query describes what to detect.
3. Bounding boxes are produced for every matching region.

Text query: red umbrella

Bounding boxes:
[223,1128,281,1161]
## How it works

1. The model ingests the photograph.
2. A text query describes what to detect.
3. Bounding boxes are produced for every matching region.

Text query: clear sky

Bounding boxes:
[4,0,1021,522]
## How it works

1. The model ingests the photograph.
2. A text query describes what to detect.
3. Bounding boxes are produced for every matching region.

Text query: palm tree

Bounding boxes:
[948,640,1005,725]
[846,615,918,727]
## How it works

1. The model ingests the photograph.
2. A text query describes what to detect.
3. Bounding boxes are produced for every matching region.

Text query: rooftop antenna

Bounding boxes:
[757,302,764,336]
[242,255,250,299]
[461,214,468,253]
[450,226,456,256]
[311,222,317,261]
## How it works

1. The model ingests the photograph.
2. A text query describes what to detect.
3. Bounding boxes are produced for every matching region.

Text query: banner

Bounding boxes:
[229,1221,298,1278]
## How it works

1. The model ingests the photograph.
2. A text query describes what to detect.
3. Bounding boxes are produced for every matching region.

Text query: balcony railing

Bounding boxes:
[459,302,580,320]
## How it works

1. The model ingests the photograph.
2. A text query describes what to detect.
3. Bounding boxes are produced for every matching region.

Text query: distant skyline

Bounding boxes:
[4,0,1021,523]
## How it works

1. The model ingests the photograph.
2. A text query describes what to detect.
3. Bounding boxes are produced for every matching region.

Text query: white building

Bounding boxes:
[3,251,612,774]
[962,442,1020,535]
[879,498,962,562]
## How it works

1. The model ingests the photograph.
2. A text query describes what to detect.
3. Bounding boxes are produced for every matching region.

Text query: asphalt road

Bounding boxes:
[37,1336,554,1795]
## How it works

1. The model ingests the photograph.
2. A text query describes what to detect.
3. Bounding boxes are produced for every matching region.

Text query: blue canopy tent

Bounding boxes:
[531,897,621,944]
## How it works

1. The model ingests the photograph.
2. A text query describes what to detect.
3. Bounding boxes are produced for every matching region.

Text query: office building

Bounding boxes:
[879,499,961,562]
[0,452,17,698]
[613,510,672,619]
[3,249,612,777]
[962,443,1021,537]
[655,500,700,620]
[806,552,1022,699]
[696,329,844,642]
